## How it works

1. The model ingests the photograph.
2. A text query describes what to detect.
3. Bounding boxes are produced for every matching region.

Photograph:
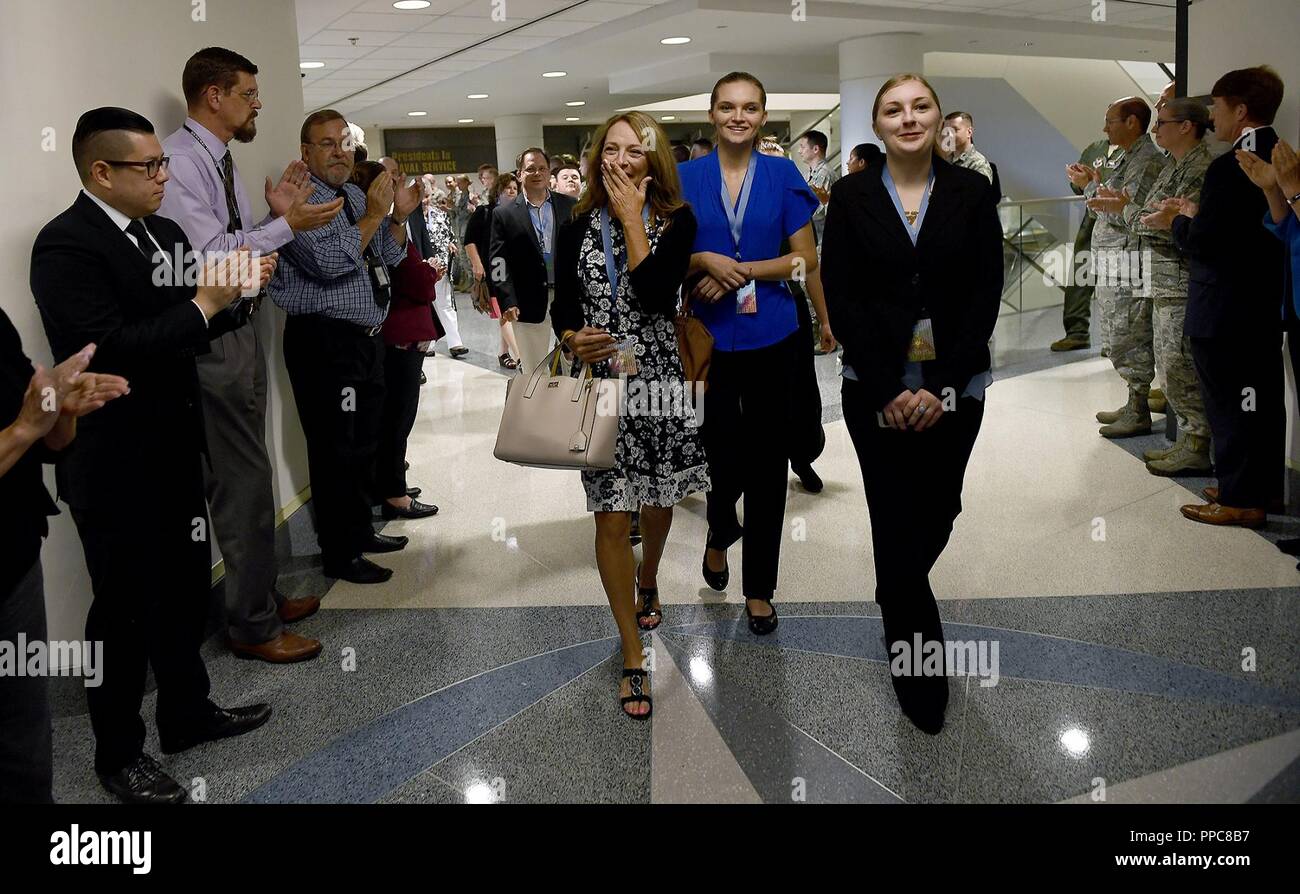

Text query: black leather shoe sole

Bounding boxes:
[381,500,439,520]
[160,704,272,755]
[362,534,408,553]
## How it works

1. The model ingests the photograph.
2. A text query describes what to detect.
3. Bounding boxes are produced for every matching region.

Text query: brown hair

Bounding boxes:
[489,172,519,204]
[574,112,686,223]
[515,146,550,170]
[349,160,387,193]
[300,109,346,145]
[872,73,941,122]
[1211,65,1285,125]
[1111,96,1152,131]
[710,71,767,111]
[182,47,257,107]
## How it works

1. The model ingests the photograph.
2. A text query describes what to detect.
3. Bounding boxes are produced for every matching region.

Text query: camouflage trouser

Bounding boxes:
[1095,283,1117,354]
[1153,296,1209,437]
[1109,287,1154,397]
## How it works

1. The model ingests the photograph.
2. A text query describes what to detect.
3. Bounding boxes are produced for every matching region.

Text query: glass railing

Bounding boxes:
[997,195,1087,314]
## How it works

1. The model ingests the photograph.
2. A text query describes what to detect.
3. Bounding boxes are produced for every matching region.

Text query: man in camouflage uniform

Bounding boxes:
[942,111,995,184]
[1076,96,1170,437]
[1053,137,1114,351]
[1129,98,1214,474]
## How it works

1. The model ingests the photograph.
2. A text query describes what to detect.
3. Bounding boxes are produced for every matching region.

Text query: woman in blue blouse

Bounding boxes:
[679,72,819,634]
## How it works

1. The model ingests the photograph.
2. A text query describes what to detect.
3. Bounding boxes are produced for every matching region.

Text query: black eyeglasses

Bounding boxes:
[103,157,170,178]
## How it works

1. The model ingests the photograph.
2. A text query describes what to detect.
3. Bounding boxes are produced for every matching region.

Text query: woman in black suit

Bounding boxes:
[820,74,1003,734]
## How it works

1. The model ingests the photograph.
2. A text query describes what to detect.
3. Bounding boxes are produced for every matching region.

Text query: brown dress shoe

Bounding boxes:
[1202,486,1284,514]
[1180,502,1266,529]
[278,595,321,623]
[229,631,323,664]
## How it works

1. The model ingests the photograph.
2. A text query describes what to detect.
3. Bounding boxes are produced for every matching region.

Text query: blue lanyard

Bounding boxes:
[881,165,935,246]
[600,205,650,298]
[527,195,553,253]
[720,151,758,259]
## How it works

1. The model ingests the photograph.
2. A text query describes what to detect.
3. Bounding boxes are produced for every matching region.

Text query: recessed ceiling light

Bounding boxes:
[299,61,325,69]
[458,118,474,123]
[393,1,431,9]
[407,111,427,117]
[565,117,581,121]
[661,116,676,121]
[661,37,691,45]
[565,101,585,107]
[542,71,567,78]
[467,93,489,99]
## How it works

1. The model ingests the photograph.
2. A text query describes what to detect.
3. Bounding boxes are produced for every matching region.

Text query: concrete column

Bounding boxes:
[495,114,545,171]
[838,34,925,165]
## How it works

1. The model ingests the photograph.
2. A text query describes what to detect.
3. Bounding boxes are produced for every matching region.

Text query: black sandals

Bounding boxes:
[620,667,652,720]
[635,563,662,631]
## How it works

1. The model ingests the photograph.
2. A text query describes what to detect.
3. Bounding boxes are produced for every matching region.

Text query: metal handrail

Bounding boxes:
[999,195,1086,207]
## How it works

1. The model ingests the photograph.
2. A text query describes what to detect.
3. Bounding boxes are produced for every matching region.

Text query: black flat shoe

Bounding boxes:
[419,371,428,385]
[891,673,949,735]
[362,532,408,553]
[791,460,824,493]
[323,556,393,584]
[381,498,439,520]
[702,543,729,591]
[620,667,652,720]
[635,563,662,631]
[450,346,470,358]
[160,702,272,755]
[745,597,779,636]
[98,754,186,805]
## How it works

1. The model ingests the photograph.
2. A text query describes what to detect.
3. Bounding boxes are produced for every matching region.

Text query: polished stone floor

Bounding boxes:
[48,300,1300,804]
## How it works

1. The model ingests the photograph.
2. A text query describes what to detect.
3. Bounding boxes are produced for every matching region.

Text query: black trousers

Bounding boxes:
[71,474,212,775]
[700,330,800,601]
[374,344,425,500]
[842,377,984,639]
[1191,333,1284,508]
[791,289,826,466]
[284,315,386,567]
[1062,213,1096,339]
[0,559,53,803]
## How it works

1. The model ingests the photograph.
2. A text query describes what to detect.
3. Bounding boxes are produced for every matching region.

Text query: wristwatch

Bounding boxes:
[1287,191,1300,207]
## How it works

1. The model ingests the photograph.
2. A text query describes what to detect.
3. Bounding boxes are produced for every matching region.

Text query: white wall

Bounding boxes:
[0,0,310,651]
[1188,0,1300,469]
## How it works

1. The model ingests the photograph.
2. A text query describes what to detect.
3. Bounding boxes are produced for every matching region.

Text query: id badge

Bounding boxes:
[373,262,391,289]
[609,336,639,376]
[736,281,758,314]
[907,318,936,362]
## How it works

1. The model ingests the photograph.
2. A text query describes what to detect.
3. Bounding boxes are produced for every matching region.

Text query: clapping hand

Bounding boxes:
[1066,162,1100,190]
[1086,185,1130,215]
[1273,139,1300,198]
[1140,196,1183,230]
[17,344,129,441]
[1237,148,1277,192]
[393,175,421,221]
[266,161,311,218]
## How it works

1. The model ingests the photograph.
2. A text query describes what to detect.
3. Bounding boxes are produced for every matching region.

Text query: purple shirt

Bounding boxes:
[159,117,292,255]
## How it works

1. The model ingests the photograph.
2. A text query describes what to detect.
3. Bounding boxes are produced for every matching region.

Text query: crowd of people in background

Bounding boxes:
[1,38,1294,805]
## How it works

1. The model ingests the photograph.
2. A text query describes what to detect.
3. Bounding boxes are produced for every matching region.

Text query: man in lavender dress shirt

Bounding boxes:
[160,48,342,663]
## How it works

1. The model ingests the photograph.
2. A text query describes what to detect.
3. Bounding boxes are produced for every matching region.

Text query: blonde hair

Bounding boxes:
[871,73,942,122]
[575,111,686,223]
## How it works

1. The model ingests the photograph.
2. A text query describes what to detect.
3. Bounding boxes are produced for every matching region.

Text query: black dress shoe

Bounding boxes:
[450,346,470,358]
[406,487,422,498]
[791,461,824,493]
[381,498,439,520]
[98,754,186,805]
[419,371,428,385]
[323,555,393,584]
[159,702,272,755]
[362,532,408,553]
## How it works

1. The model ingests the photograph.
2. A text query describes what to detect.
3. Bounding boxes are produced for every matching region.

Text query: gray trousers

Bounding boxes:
[196,323,283,645]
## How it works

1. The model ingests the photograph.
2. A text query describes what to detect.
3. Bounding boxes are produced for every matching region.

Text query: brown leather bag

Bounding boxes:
[675,288,713,392]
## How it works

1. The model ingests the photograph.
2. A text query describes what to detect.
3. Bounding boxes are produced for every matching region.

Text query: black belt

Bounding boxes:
[295,313,383,338]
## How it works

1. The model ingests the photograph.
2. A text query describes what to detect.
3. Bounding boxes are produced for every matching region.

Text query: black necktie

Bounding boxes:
[219,152,243,233]
[125,219,155,260]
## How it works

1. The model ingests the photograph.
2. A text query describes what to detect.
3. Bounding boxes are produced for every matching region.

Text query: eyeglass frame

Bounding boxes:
[228,88,260,104]
[302,138,353,153]
[101,156,171,178]
[1153,117,1189,128]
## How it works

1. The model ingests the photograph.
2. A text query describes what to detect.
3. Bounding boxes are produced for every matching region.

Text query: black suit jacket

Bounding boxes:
[1173,127,1285,338]
[408,207,433,261]
[30,192,222,511]
[821,156,1004,410]
[489,191,577,323]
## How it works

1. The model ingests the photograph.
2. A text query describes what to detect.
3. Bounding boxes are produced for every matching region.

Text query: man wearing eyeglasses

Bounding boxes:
[1127,98,1214,477]
[160,48,339,665]
[269,109,420,585]
[1071,96,1169,438]
[30,107,276,804]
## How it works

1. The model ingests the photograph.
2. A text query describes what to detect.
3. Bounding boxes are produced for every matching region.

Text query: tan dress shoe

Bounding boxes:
[1180,502,1266,528]
[278,595,321,624]
[229,631,323,663]
[1202,486,1284,514]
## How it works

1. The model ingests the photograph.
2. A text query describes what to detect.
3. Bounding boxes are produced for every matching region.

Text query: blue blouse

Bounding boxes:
[679,151,819,351]
[1263,210,1300,319]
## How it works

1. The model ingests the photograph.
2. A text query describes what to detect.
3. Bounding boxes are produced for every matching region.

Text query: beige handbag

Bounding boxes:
[494,342,619,470]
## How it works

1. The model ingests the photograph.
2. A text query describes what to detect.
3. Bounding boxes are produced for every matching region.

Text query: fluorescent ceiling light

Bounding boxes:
[661,116,676,121]
[622,93,840,113]
[542,71,567,78]
[299,61,325,69]
[458,118,474,123]
[660,37,691,45]
[393,1,431,9]
[565,101,585,107]
[467,93,489,99]
[565,117,580,121]
[407,111,428,116]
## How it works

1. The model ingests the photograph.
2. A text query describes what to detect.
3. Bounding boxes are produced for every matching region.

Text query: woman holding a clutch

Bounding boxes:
[820,74,1003,734]
[551,112,707,720]
[678,72,819,635]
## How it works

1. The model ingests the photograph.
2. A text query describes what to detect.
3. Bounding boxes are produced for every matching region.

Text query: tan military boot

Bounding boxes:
[1099,394,1152,438]
[1144,434,1181,462]
[1146,434,1212,476]
[1096,404,1129,424]
[1149,387,1167,414]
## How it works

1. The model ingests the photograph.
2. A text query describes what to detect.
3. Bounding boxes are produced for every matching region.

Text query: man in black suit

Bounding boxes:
[1146,67,1287,528]
[489,146,577,374]
[30,107,273,804]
